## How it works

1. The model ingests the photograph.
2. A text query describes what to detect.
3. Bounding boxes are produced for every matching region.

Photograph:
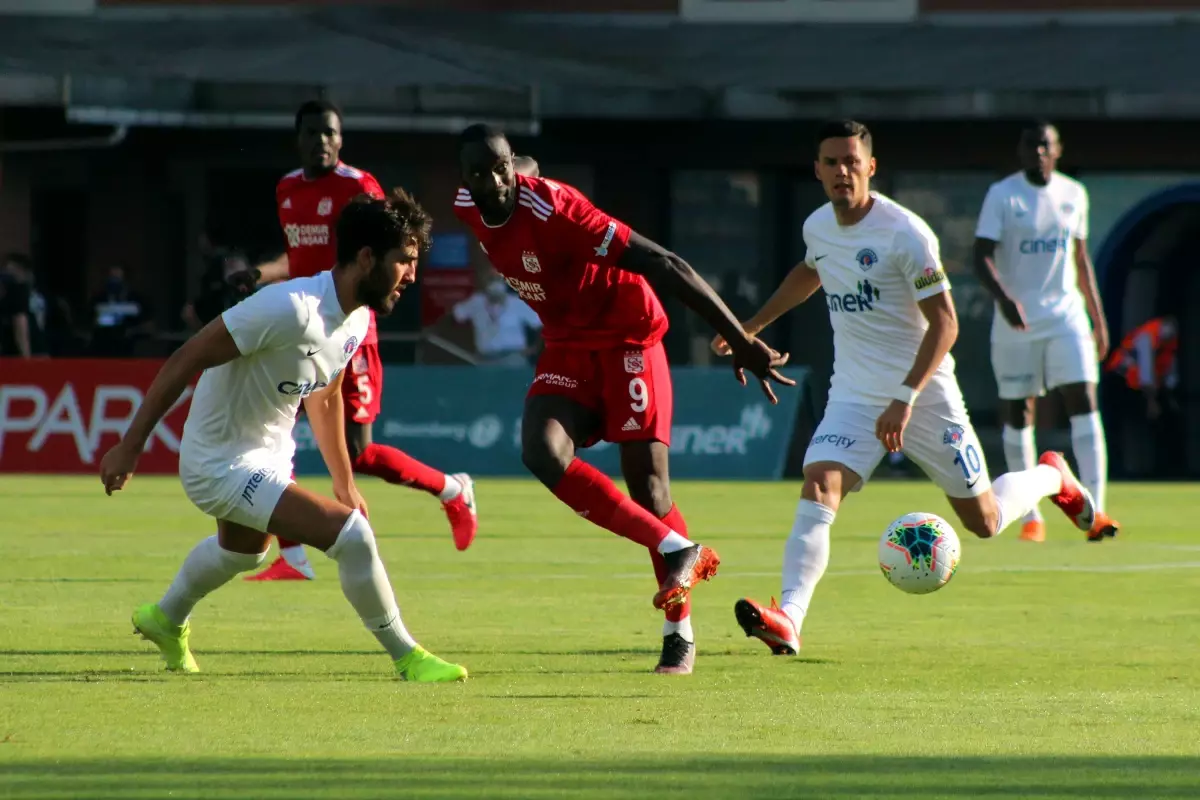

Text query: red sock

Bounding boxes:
[552,459,671,550]
[651,505,691,622]
[277,537,301,550]
[353,443,447,496]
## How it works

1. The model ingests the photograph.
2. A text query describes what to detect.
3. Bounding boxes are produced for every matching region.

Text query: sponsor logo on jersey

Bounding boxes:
[533,373,578,389]
[240,464,276,507]
[855,248,879,271]
[277,379,329,397]
[913,268,946,291]
[595,220,618,257]
[942,424,965,449]
[283,223,330,249]
[317,197,333,216]
[281,198,292,209]
[1018,237,1067,255]
[504,276,546,303]
[811,432,856,449]
[521,251,542,273]
[826,279,879,313]
[623,352,644,374]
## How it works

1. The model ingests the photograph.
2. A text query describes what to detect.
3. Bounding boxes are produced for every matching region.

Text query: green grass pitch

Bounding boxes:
[1,475,1198,799]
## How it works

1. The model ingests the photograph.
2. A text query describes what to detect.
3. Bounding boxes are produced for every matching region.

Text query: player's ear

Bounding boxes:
[813,160,821,182]
[868,157,877,178]
[355,246,375,271]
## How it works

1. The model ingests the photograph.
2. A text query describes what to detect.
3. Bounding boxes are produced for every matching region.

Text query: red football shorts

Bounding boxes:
[342,342,383,425]
[528,341,673,446]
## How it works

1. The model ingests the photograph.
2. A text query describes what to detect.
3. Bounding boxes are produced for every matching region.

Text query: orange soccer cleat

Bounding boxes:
[1038,451,1120,542]
[243,556,311,582]
[1018,520,1046,543]
[652,544,720,610]
[734,597,800,655]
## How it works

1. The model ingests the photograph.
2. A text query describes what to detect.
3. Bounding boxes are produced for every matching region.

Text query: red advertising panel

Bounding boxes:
[0,359,193,474]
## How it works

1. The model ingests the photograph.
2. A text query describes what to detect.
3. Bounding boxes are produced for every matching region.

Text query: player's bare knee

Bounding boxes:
[520,435,572,487]
[801,465,844,509]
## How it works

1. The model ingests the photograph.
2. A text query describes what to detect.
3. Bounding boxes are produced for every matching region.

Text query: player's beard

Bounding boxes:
[358,259,401,316]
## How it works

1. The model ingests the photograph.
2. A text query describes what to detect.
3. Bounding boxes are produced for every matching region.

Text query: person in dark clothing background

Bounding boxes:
[89,265,153,357]
[182,248,255,330]
[0,253,48,358]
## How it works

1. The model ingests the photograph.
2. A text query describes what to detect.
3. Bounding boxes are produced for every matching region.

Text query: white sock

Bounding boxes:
[991,465,1063,536]
[1002,425,1043,523]
[279,544,316,579]
[1070,411,1108,512]
[663,616,694,643]
[326,510,418,661]
[779,500,834,633]
[159,535,266,626]
[439,474,463,502]
[656,531,694,555]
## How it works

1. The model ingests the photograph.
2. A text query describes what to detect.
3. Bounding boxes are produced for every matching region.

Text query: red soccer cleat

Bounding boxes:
[652,544,720,610]
[1038,451,1119,541]
[1018,520,1046,543]
[442,473,478,552]
[243,556,311,582]
[734,597,800,655]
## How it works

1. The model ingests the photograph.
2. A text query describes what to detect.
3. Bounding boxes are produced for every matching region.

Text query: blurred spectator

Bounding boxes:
[90,266,153,358]
[452,277,542,365]
[183,247,254,330]
[0,253,48,358]
[1105,315,1179,421]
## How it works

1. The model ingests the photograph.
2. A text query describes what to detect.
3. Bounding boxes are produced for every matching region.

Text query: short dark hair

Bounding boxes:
[458,123,507,151]
[295,100,342,133]
[815,119,872,154]
[336,188,433,266]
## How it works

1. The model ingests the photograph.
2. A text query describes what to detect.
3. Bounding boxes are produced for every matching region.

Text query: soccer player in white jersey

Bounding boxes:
[974,121,1114,543]
[712,120,1120,655]
[99,191,467,682]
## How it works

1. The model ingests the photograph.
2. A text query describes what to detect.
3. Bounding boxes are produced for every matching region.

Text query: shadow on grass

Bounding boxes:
[0,755,1197,799]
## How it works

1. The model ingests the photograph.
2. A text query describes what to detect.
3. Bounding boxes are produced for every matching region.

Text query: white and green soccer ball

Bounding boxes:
[878,512,961,594]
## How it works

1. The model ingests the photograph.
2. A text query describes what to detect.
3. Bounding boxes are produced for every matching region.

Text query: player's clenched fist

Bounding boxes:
[99,442,141,496]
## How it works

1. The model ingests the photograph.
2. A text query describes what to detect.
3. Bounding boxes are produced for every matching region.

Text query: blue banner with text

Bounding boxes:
[293,366,807,480]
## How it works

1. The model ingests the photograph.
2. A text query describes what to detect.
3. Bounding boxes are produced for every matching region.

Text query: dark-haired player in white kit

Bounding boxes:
[100,191,467,682]
[714,120,1120,655]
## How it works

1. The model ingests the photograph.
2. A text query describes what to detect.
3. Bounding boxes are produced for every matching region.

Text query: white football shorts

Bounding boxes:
[179,450,294,532]
[991,331,1100,400]
[804,401,991,498]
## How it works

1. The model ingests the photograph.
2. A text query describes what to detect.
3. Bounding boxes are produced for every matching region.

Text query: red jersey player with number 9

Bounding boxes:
[454,125,794,674]
[239,101,478,582]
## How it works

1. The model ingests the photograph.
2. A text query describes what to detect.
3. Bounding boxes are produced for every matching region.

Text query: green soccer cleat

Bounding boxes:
[131,603,199,674]
[394,647,468,683]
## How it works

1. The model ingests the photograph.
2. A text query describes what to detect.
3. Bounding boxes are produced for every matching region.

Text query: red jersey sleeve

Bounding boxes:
[357,172,385,200]
[543,181,632,268]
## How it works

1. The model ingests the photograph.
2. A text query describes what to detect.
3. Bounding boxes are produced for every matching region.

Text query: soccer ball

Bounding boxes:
[878,512,961,594]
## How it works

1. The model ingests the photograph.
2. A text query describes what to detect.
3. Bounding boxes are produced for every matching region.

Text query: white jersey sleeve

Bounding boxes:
[895,222,951,302]
[1075,185,1090,240]
[221,284,310,357]
[975,183,1005,242]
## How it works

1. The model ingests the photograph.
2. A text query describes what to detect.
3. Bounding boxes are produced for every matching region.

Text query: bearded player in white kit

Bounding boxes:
[713,120,1120,655]
[973,121,1114,543]
[99,191,467,682]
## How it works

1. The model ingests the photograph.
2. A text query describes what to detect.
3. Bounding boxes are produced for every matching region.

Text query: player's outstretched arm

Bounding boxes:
[972,238,1026,330]
[303,371,368,518]
[228,252,290,293]
[618,231,795,402]
[98,318,242,495]
[711,262,821,356]
[1073,238,1110,360]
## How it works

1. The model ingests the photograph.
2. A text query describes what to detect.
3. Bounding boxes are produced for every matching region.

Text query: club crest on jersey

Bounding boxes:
[943,425,965,449]
[855,249,879,271]
[344,336,358,357]
[623,352,645,374]
[521,251,542,274]
[317,197,333,216]
[1061,203,1075,215]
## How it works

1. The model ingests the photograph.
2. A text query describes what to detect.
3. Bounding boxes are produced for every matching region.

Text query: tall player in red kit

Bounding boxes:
[455,125,793,674]
[240,101,478,582]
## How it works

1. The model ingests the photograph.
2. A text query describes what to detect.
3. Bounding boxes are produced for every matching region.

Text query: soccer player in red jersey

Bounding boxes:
[454,125,793,674]
[239,101,478,581]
